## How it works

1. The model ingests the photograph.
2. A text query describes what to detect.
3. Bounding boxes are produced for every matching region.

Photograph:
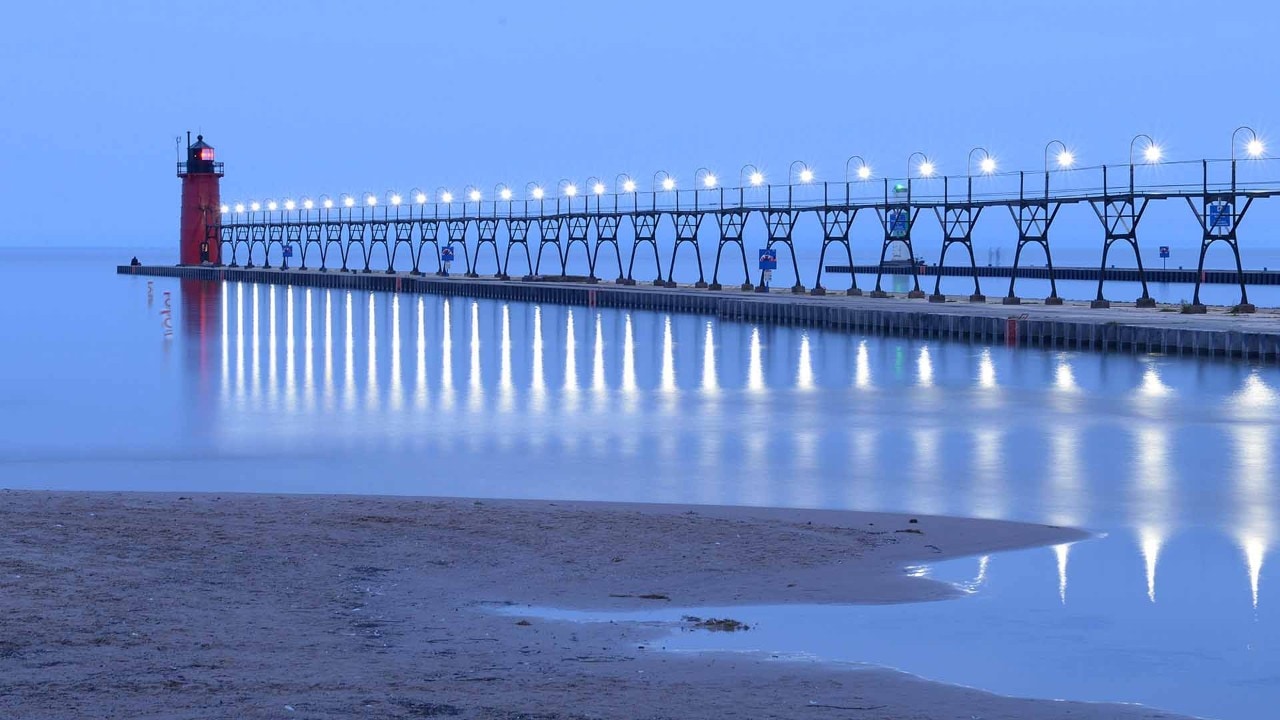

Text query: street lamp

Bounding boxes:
[695,167,717,189]
[968,147,996,177]
[1044,139,1074,173]
[526,182,545,201]
[616,173,636,193]
[436,186,453,204]
[466,186,481,203]
[495,183,512,201]
[907,152,933,180]
[1130,134,1162,165]
[654,170,674,192]
[740,164,764,187]
[587,176,606,195]
[790,160,813,184]
[1233,125,1266,160]
[845,155,872,181]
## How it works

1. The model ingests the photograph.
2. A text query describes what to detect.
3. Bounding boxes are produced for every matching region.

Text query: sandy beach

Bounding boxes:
[0,491,1189,719]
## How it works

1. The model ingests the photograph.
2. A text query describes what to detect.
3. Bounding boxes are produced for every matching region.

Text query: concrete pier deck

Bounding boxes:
[117,264,1280,363]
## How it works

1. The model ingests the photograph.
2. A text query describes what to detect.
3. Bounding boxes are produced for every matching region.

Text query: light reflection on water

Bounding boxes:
[2,250,1279,720]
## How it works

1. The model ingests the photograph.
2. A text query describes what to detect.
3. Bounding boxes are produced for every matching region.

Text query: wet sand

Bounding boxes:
[0,491,1188,719]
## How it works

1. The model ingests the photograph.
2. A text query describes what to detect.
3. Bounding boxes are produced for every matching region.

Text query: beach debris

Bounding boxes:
[515,620,531,626]
[284,705,295,712]
[909,518,919,523]
[681,615,751,632]
[895,528,923,534]
[806,701,886,710]
[608,593,670,601]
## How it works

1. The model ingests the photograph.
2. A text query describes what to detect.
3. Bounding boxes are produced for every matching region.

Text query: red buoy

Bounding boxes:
[177,134,223,265]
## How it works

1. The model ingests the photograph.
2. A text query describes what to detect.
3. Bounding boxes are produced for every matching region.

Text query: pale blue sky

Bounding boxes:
[2,0,1277,247]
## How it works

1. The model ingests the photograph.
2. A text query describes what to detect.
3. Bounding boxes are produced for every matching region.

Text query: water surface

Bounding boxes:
[1,248,1276,719]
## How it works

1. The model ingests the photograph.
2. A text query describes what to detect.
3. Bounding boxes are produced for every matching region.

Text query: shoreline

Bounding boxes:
[0,490,1188,719]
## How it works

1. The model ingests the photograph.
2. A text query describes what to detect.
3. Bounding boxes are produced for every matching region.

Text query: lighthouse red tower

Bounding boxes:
[177,134,224,265]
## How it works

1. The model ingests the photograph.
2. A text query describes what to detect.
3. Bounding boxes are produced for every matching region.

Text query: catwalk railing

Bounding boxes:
[210,158,1280,312]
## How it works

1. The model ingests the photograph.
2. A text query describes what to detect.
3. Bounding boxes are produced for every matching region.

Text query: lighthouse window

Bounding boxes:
[198,148,215,161]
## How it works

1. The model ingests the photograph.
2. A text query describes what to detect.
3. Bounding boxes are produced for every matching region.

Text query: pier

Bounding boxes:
[201,149,1280,314]
[119,264,1280,362]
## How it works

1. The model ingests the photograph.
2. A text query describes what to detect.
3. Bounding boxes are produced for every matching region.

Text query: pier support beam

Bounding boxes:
[1006,171,1063,306]
[667,211,707,288]
[321,222,344,272]
[247,224,266,269]
[814,208,859,296]
[625,212,663,286]
[1185,159,1256,313]
[871,184,925,299]
[501,219,533,280]
[414,220,442,276]
[709,210,754,291]
[301,224,322,271]
[346,222,369,274]
[762,209,804,293]
[475,218,501,278]
[534,217,564,277]
[591,215,625,283]
[283,224,302,270]
[1089,165,1154,309]
[368,221,390,273]
[391,221,414,274]
[932,176,984,303]
[565,214,594,281]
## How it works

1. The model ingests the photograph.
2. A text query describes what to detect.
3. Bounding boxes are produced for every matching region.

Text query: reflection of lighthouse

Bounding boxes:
[180,278,223,442]
[177,134,223,265]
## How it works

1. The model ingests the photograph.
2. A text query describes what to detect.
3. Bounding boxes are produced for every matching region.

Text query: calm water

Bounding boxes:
[2,248,1278,719]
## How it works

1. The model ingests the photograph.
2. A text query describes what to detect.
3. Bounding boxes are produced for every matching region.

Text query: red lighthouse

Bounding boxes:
[177,134,224,265]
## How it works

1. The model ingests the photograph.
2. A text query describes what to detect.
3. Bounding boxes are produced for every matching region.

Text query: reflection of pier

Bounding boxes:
[177,278,1276,609]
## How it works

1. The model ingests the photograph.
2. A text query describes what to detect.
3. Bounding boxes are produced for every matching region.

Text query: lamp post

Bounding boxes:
[653,170,673,212]
[1044,140,1073,174]
[557,178,577,217]
[739,164,763,207]
[842,154,871,206]
[1233,125,1265,161]
[615,173,635,213]
[694,167,716,211]
[1130,133,1161,166]
[787,160,812,209]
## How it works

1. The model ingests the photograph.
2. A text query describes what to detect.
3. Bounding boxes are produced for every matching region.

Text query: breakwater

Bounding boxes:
[118,265,1280,362]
